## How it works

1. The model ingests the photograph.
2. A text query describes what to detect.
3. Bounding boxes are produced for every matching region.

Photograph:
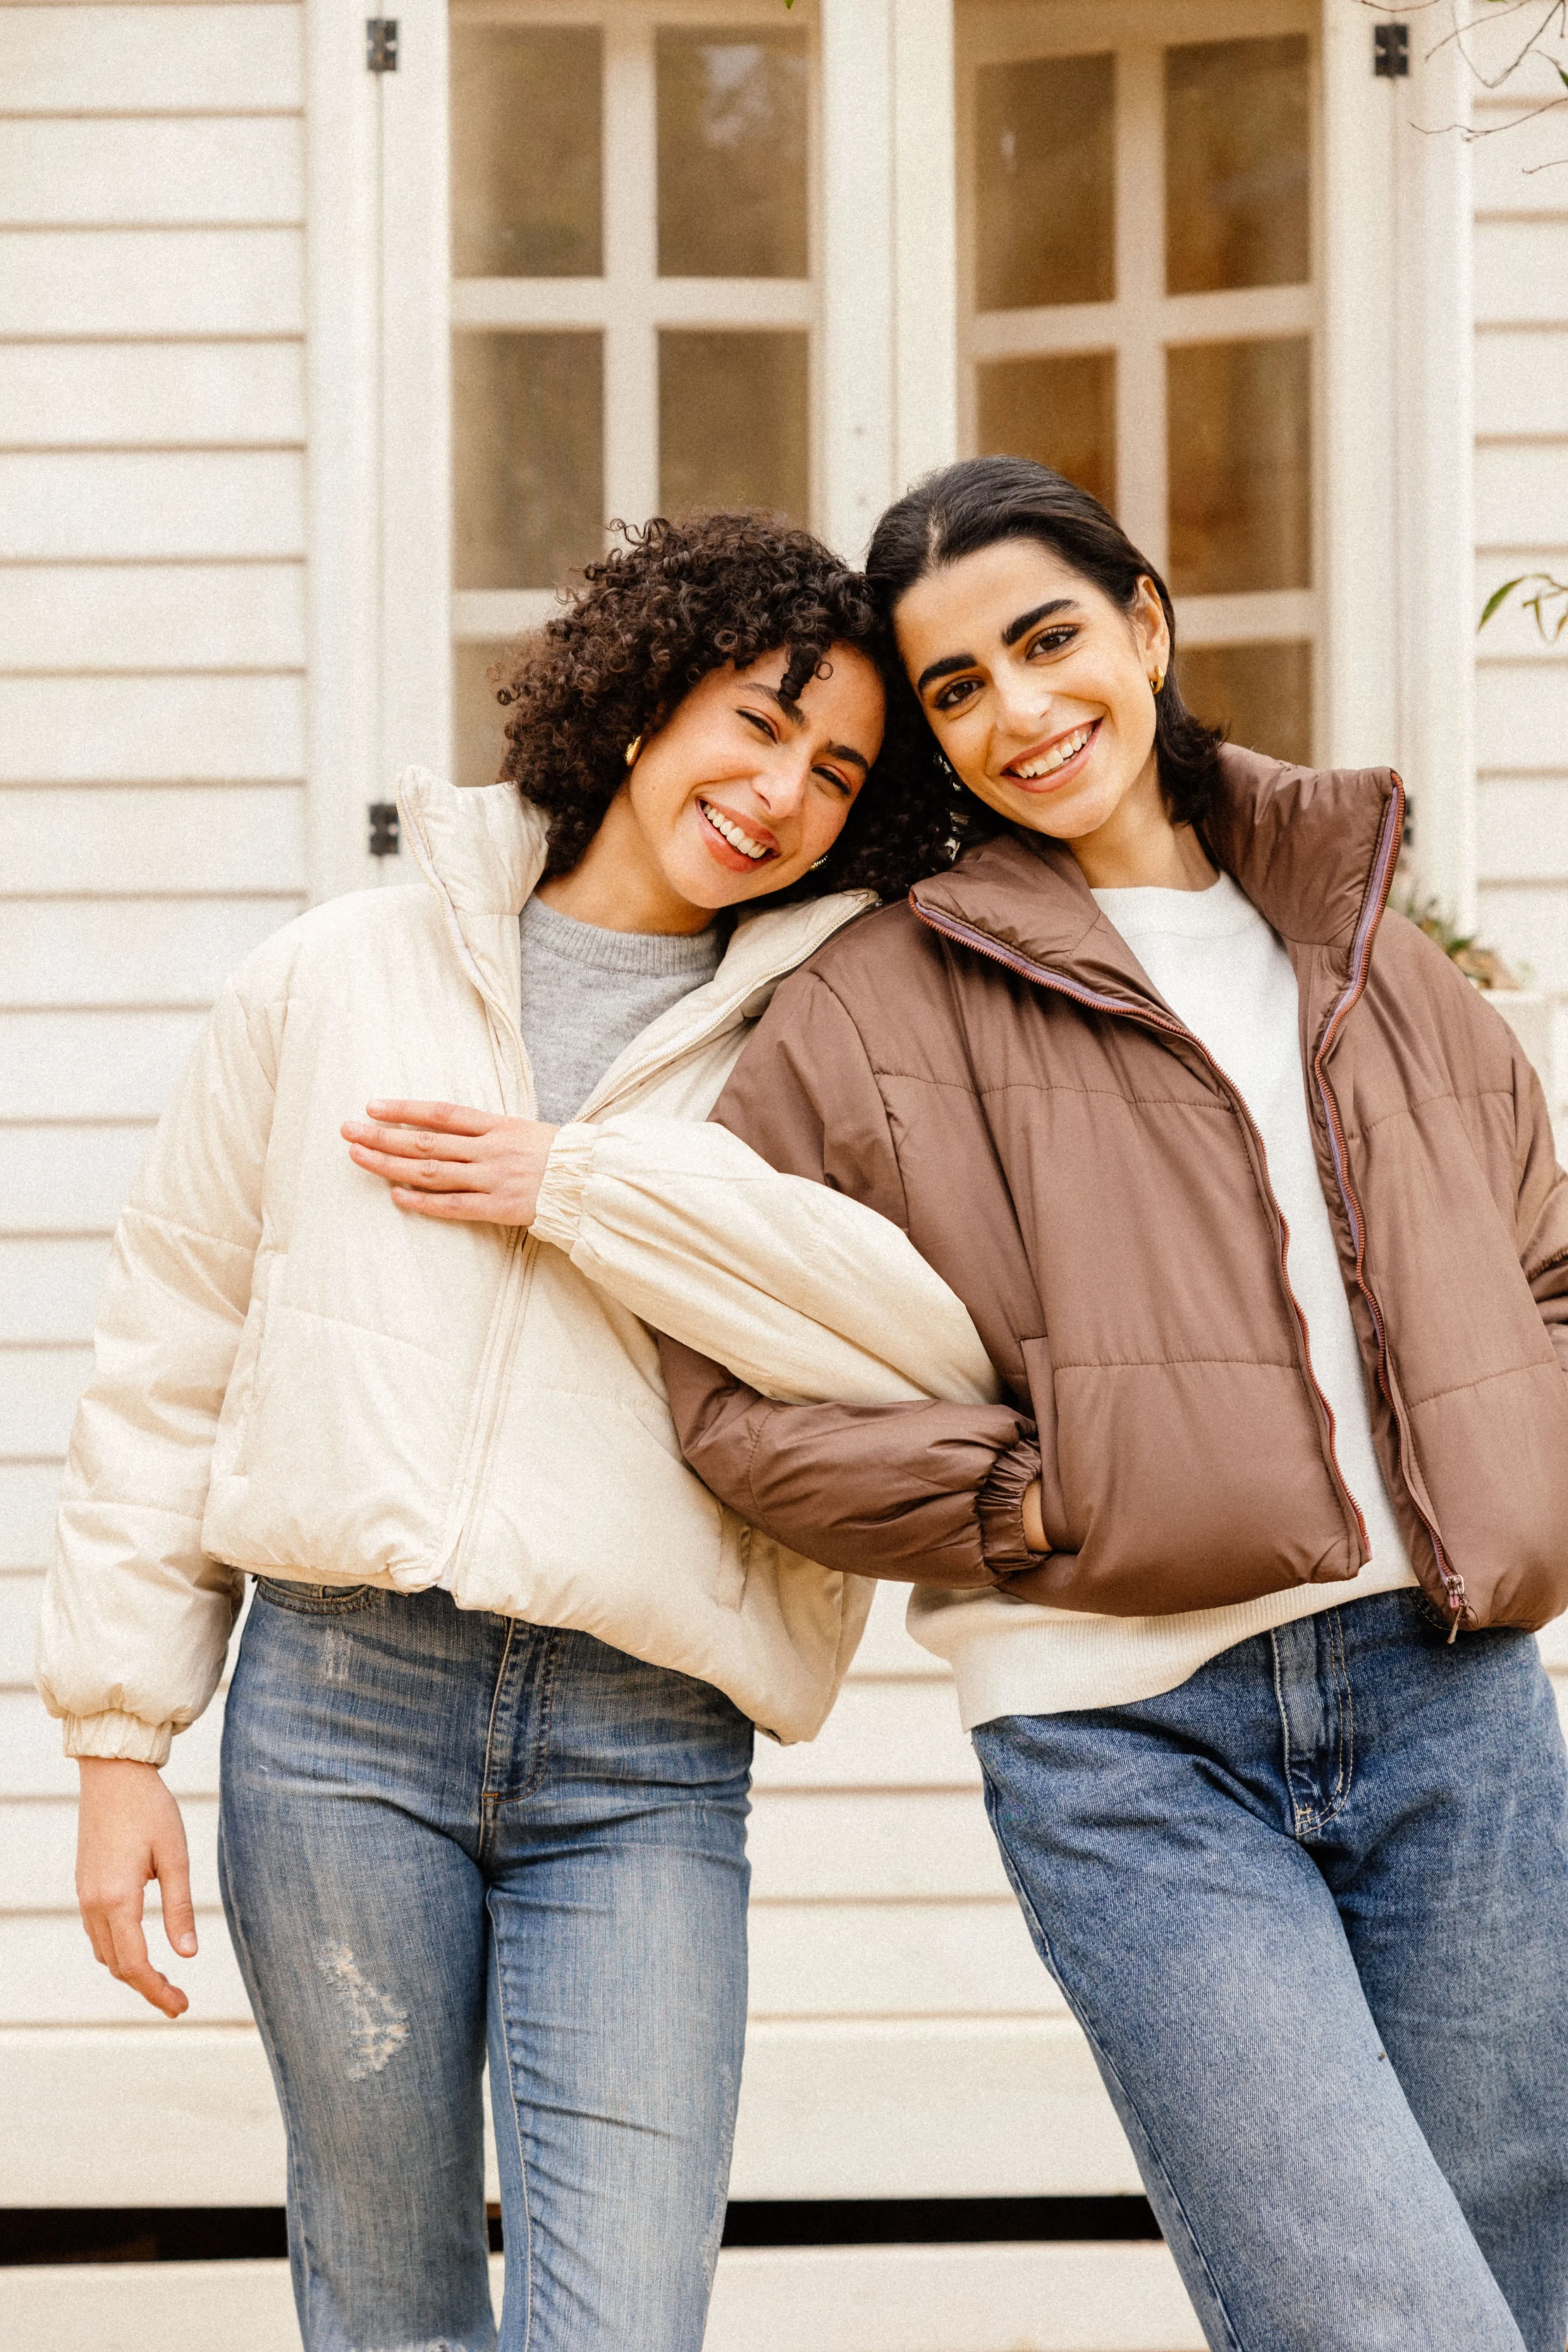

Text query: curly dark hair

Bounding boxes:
[865,456,1225,844]
[494,510,958,901]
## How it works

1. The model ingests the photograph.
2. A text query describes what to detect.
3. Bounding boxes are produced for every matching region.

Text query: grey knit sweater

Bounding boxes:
[519,896,722,1124]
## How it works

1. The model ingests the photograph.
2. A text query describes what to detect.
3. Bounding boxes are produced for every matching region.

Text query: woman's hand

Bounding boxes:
[1022,1480,1049,1553]
[77,1759,196,2020]
[341,1101,560,1226]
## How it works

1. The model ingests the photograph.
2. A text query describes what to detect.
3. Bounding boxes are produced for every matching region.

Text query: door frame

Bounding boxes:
[302,0,1476,924]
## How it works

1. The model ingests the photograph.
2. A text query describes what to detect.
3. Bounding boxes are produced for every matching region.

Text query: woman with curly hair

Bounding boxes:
[43,511,990,2352]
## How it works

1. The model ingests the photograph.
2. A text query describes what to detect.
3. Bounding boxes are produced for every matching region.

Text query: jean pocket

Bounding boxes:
[253,1575,377,1616]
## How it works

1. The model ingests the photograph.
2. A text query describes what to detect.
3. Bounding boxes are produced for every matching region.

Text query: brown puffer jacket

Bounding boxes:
[661,747,1568,1635]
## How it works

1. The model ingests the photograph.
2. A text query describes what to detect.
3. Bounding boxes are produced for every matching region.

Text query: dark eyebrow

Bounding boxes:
[915,651,977,694]
[1002,597,1078,646]
[915,598,1081,695]
[749,683,869,776]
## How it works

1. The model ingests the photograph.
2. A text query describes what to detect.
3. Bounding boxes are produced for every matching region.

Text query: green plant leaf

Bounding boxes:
[1479,577,1525,628]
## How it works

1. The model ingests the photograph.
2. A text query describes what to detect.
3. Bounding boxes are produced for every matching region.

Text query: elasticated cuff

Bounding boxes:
[529,1122,598,1254]
[976,1438,1044,1578]
[64,1709,174,1767]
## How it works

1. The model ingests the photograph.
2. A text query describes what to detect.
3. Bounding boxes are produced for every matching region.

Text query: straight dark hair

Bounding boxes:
[865,456,1223,840]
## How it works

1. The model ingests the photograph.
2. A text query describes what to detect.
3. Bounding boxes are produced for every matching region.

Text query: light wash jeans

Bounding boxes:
[974,1589,1568,2352]
[219,1579,753,2352]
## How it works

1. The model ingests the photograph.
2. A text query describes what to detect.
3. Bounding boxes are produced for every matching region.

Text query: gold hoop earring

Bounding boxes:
[1149,668,1165,696]
[624,735,643,769]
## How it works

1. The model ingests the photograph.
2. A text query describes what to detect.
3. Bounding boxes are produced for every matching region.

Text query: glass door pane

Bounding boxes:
[1166,337,1311,594]
[453,333,605,591]
[976,352,1116,511]
[1164,37,1310,295]
[659,331,809,516]
[974,54,1115,312]
[1178,642,1312,769]
[450,26,603,277]
[656,28,808,277]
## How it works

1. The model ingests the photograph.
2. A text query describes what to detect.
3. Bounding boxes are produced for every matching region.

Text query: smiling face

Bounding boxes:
[542,642,885,934]
[895,537,1179,883]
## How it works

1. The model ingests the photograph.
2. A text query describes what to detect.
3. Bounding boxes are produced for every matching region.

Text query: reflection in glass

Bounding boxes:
[453,334,603,593]
[453,640,514,790]
[658,29,808,278]
[975,54,1114,311]
[1165,37,1309,294]
[659,332,808,520]
[1167,338,1310,595]
[450,27,602,278]
[1177,641,1312,768]
[977,353,1115,511]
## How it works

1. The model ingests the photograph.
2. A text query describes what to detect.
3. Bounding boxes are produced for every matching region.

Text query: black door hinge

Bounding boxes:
[368,801,400,857]
[366,18,398,72]
[1374,23,1410,78]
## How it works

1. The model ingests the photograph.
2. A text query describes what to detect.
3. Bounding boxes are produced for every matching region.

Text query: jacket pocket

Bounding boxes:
[1018,1337,1073,1552]
[212,1251,280,1485]
[253,1576,376,1615]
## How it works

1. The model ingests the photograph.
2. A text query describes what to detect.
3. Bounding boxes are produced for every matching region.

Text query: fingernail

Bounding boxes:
[177,1935,197,1955]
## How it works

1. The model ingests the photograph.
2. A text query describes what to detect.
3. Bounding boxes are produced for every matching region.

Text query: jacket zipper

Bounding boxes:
[433,899,873,1595]
[569,895,878,1127]
[909,896,1367,1565]
[1308,785,1469,1638]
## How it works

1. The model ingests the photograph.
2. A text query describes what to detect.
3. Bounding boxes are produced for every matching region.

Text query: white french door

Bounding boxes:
[957,0,1320,766]
[447,0,818,784]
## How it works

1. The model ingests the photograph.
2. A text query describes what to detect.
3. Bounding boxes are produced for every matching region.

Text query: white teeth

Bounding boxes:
[1014,724,1093,782]
[701,801,770,860]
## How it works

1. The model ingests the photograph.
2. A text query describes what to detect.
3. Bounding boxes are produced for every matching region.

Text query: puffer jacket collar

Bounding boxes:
[909,746,1405,1024]
[395,766,879,1105]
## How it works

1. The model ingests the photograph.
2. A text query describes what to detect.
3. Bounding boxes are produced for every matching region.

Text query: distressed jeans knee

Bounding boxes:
[220,1580,751,2352]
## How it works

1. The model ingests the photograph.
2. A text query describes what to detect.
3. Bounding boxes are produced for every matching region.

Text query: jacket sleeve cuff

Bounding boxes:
[64,1710,174,1767]
[529,1123,597,1254]
[977,1438,1044,1578]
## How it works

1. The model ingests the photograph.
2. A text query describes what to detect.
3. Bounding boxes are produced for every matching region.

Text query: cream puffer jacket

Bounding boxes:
[38,770,995,1763]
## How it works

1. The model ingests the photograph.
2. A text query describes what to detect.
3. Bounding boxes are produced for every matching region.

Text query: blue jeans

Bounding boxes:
[219,1580,753,2352]
[974,1591,1568,2352]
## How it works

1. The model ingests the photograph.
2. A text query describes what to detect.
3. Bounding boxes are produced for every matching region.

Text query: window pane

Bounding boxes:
[453,640,514,789]
[453,333,603,592]
[975,55,1114,311]
[1177,641,1312,767]
[1167,338,1310,595]
[450,28,602,279]
[977,353,1115,511]
[659,332,808,520]
[658,29,808,278]
[1165,37,1309,295]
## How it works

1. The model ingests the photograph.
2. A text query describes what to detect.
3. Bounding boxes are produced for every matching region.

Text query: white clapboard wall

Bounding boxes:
[1472,91,1568,1126]
[0,0,308,2196]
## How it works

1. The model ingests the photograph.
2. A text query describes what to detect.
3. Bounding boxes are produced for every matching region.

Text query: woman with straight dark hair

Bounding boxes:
[655,459,1568,2350]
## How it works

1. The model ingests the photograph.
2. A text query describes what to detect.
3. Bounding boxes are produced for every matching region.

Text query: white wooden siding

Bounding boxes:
[0,2243,1209,2352]
[0,344,305,448]
[1471,94,1568,1123]
[0,0,310,2219]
